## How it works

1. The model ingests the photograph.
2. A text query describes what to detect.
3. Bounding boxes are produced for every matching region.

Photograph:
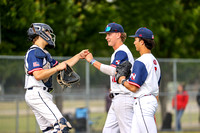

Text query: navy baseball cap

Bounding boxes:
[129,27,154,39]
[99,23,124,34]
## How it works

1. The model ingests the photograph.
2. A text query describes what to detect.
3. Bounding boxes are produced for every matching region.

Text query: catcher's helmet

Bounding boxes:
[27,23,56,48]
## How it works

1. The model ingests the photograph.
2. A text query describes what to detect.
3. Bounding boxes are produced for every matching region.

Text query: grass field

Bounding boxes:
[0,99,199,133]
[1,113,199,133]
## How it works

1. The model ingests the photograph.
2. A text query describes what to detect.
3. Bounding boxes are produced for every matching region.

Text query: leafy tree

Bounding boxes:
[113,0,200,58]
[1,0,200,57]
[0,0,45,55]
[73,1,118,57]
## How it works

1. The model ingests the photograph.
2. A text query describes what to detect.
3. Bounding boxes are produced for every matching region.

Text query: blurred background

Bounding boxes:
[0,0,200,133]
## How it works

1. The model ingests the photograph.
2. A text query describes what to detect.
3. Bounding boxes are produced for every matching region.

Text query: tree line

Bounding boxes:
[1,0,200,58]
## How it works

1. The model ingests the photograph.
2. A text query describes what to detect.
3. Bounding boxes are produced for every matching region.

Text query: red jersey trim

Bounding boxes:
[53,61,58,67]
[28,68,43,75]
[110,64,116,68]
[128,81,141,88]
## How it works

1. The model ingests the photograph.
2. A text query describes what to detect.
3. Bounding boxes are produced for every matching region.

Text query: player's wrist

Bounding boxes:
[121,79,126,86]
[78,53,82,59]
[55,66,58,72]
[89,58,96,65]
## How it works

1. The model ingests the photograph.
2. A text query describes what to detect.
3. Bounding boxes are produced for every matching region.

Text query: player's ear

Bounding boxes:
[140,39,145,45]
[117,32,121,38]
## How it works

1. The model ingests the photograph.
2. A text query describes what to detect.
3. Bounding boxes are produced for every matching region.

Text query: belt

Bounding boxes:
[109,93,119,98]
[28,87,54,93]
[134,94,151,99]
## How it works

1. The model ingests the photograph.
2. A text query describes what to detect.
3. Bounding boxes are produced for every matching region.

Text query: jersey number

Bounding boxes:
[112,76,117,82]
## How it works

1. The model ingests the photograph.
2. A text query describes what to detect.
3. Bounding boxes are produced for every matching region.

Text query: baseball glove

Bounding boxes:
[115,61,132,84]
[57,64,80,88]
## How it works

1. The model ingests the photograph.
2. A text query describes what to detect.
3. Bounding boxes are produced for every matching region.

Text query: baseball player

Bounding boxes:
[117,27,161,133]
[85,23,135,133]
[24,23,89,133]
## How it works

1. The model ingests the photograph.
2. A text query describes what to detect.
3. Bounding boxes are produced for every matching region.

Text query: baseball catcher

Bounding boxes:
[25,23,89,133]
[115,61,132,84]
[57,63,80,88]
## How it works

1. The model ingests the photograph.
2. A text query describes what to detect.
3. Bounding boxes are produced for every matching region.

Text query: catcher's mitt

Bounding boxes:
[115,61,132,84]
[57,64,80,88]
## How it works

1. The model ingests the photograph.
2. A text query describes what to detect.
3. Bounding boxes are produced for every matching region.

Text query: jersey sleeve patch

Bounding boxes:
[128,60,148,87]
[111,50,128,66]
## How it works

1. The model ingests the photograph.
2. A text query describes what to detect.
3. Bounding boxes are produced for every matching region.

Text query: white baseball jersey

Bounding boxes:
[103,44,135,133]
[24,45,58,89]
[128,53,161,133]
[128,53,161,97]
[110,44,134,94]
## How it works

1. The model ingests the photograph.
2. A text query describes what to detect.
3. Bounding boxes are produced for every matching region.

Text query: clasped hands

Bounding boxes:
[80,49,130,84]
[79,49,94,63]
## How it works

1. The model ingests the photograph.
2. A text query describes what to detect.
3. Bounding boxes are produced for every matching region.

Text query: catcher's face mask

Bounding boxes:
[27,23,56,48]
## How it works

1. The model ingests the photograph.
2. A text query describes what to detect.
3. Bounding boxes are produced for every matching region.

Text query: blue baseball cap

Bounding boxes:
[129,27,154,39]
[99,23,124,34]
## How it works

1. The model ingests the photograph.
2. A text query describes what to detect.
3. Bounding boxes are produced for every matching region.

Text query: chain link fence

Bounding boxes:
[0,56,200,133]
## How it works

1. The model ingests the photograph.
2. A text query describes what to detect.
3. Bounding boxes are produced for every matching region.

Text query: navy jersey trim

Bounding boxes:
[158,76,161,86]
[138,99,149,133]
[38,92,58,122]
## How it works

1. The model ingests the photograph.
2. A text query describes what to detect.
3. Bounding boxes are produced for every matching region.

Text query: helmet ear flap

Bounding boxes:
[27,27,38,41]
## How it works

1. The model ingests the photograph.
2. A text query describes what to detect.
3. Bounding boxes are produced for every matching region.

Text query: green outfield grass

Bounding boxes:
[0,100,199,133]
[1,113,199,133]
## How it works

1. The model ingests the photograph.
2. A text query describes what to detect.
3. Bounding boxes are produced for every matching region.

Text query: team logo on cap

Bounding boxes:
[105,25,111,32]
[131,73,136,80]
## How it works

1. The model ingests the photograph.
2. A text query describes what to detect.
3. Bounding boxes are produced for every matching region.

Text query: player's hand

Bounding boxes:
[118,76,126,84]
[79,49,89,59]
[85,53,94,62]
[55,62,67,71]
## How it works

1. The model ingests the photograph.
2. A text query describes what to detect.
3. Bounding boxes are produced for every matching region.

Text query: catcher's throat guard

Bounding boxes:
[57,64,80,89]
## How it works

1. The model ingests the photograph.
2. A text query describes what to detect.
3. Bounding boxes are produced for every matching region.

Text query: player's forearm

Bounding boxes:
[124,82,139,93]
[64,54,80,67]
[33,67,57,80]
[92,60,102,70]
[119,77,139,93]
